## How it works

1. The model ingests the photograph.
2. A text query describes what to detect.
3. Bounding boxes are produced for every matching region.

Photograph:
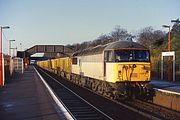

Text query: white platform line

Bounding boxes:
[154,88,180,95]
[33,66,75,120]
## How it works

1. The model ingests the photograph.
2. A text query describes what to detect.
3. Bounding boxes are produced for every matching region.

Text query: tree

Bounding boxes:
[137,26,165,49]
[171,23,180,37]
[111,25,131,41]
[96,34,113,44]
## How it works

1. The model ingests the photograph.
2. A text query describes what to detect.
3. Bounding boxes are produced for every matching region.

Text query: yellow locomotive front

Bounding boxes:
[104,41,151,98]
[105,49,150,82]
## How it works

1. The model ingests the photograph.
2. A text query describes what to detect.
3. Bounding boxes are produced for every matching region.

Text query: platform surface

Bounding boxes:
[150,80,180,93]
[0,66,63,120]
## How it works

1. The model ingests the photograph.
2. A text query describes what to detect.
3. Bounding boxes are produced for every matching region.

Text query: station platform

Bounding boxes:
[150,80,180,93]
[0,66,65,120]
[150,80,180,111]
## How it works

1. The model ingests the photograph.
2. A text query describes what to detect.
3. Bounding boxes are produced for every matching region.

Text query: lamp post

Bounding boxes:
[162,25,171,81]
[0,26,10,87]
[20,43,22,51]
[9,40,15,57]
[171,19,180,24]
[11,47,17,57]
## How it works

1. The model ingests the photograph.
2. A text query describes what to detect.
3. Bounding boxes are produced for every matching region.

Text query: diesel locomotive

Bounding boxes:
[37,41,151,99]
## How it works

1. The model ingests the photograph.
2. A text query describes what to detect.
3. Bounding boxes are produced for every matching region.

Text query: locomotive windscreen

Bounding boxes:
[114,50,150,62]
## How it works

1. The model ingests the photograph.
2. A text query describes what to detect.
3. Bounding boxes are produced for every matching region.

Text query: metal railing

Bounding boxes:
[13,57,24,74]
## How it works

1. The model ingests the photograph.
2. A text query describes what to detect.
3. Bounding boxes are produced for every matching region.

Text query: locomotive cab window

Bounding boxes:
[72,57,78,65]
[134,50,150,61]
[114,49,150,62]
[104,50,114,62]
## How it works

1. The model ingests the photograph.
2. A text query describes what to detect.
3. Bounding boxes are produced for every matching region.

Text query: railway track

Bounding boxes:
[35,66,112,120]
[35,66,179,120]
[79,82,180,120]
[79,84,180,120]
[123,99,180,120]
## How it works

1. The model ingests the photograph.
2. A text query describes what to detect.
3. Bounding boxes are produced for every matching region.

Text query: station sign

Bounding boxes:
[162,51,175,56]
[161,51,175,82]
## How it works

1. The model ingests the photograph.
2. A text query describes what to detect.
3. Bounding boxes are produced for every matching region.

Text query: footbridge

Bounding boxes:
[17,45,74,63]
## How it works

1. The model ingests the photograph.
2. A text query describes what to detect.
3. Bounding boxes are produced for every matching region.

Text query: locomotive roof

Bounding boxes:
[104,40,147,50]
[72,44,107,56]
[73,41,148,56]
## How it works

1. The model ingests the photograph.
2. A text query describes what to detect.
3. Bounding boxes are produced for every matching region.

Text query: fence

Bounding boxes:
[151,60,180,81]
[13,57,24,74]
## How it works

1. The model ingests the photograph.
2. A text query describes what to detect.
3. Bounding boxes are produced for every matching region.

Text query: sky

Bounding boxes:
[0,0,179,54]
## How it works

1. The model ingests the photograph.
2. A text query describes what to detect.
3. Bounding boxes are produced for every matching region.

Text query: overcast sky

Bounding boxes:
[0,0,179,54]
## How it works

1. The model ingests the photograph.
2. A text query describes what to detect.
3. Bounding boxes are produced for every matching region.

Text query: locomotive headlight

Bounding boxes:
[118,70,122,80]
[145,70,149,77]
[133,64,136,68]
[118,70,121,76]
